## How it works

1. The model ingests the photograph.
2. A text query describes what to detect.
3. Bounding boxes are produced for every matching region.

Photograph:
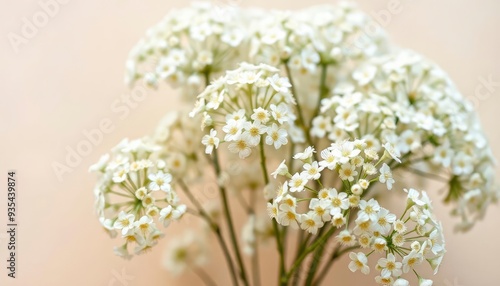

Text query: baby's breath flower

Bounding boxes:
[191,63,300,159]
[90,138,186,259]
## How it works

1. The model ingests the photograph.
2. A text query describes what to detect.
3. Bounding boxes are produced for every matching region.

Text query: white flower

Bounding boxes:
[319,148,337,170]
[328,188,349,212]
[275,181,289,203]
[338,163,358,182]
[383,142,401,163]
[302,161,323,180]
[299,213,323,234]
[336,230,356,246]
[148,171,172,192]
[270,103,291,124]
[432,144,454,167]
[333,141,361,164]
[394,278,410,286]
[251,107,271,124]
[359,199,380,221]
[271,160,288,179]
[419,278,433,286]
[135,187,148,200]
[398,130,421,153]
[265,123,288,149]
[222,119,244,141]
[311,115,332,138]
[221,29,244,47]
[402,250,423,273]
[289,173,308,193]
[353,65,377,86]
[348,252,370,274]
[134,215,154,234]
[201,129,220,154]
[294,146,316,161]
[242,121,265,146]
[374,208,396,235]
[277,204,298,228]
[452,152,474,175]
[377,253,402,278]
[113,211,136,235]
[379,163,395,190]
[159,205,187,227]
[267,201,278,219]
[228,135,253,158]
[268,74,291,94]
[309,199,331,221]
[112,166,129,183]
[261,26,286,45]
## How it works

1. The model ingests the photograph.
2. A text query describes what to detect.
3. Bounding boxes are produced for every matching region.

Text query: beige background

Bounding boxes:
[1,0,500,285]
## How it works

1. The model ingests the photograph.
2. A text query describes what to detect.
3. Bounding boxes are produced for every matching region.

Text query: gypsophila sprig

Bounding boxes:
[313,50,498,230]
[125,2,251,98]
[92,3,498,285]
[270,140,445,284]
[190,63,303,159]
[90,138,186,259]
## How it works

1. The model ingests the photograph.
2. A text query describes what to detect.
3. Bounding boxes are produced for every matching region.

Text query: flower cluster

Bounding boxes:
[90,138,186,259]
[152,110,205,179]
[269,140,445,284]
[91,2,499,284]
[190,63,302,158]
[313,50,498,230]
[345,188,445,285]
[251,2,389,113]
[268,140,400,233]
[125,2,251,98]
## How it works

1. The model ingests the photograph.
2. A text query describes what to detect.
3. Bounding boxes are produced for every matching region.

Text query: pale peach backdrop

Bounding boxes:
[1,0,500,285]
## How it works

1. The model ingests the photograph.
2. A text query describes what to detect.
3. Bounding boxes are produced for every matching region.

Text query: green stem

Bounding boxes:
[312,64,328,121]
[313,245,360,285]
[283,62,314,149]
[283,227,336,283]
[259,140,286,285]
[212,149,249,286]
[193,267,218,286]
[178,180,239,286]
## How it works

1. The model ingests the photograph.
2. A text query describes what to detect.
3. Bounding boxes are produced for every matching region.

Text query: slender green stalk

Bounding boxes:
[283,62,315,150]
[313,245,360,285]
[252,241,261,286]
[312,64,328,121]
[258,140,286,285]
[193,267,218,286]
[178,180,238,286]
[212,149,250,286]
[283,227,336,283]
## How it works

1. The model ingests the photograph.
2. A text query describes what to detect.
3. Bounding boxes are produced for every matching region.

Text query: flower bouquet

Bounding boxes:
[90,2,498,285]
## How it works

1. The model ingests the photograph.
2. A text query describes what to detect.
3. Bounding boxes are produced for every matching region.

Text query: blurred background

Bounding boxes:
[1,0,499,285]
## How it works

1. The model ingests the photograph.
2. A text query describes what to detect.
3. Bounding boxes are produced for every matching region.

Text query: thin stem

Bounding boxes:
[284,227,336,283]
[259,140,286,285]
[252,241,261,286]
[193,267,218,286]
[283,62,314,149]
[178,180,239,286]
[313,245,360,285]
[312,64,328,120]
[212,149,250,286]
